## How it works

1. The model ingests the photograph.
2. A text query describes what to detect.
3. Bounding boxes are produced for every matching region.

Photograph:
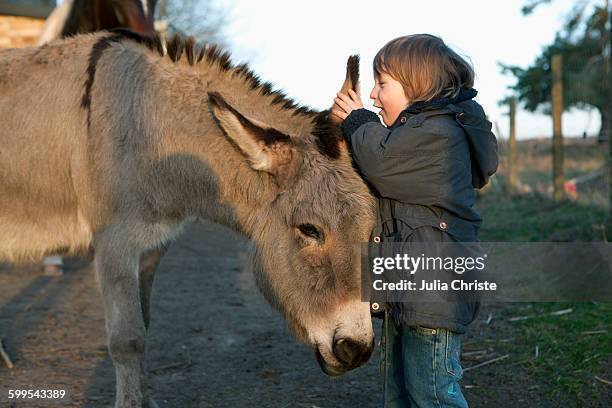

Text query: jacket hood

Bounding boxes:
[402,88,499,189]
[405,88,478,113]
[393,88,498,189]
[452,98,499,189]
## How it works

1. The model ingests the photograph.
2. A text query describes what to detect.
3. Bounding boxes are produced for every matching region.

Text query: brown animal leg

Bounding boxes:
[95,233,149,408]
[139,246,167,331]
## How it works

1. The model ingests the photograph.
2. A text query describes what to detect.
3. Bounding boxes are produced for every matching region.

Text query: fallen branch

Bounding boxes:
[582,330,607,335]
[463,350,488,357]
[583,353,602,364]
[0,338,14,369]
[507,357,532,367]
[509,308,574,322]
[508,316,529,322]
[594,376,612,387]
[464,354,510,372]
[549,308,573,316]
[151,348,191,373]
[151,360,190,373]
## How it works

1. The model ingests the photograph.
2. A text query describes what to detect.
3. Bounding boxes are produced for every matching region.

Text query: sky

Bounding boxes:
[220,0,602,140]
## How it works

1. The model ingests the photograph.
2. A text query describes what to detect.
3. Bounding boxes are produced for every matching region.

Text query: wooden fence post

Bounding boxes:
[605,0,611,215]
[551,54,565,202]
[506,96,518,196]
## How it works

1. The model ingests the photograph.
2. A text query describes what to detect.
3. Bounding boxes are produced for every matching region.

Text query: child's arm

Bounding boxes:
[341,111,447,204]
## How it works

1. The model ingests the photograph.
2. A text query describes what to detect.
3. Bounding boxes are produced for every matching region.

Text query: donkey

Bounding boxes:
[0,30,376,407]
[38,0,157,45]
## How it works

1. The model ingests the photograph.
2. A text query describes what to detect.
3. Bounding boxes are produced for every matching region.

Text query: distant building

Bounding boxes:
[0,0,55,48]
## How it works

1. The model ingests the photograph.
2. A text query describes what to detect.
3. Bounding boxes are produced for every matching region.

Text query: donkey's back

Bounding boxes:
[0,35,108,263]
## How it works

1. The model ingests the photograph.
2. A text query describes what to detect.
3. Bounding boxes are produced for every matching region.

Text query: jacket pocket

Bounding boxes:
[397,219,445,243]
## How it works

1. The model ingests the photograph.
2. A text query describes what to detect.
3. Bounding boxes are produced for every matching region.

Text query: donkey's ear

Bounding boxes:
[340,54,361,96]
[330,55,361,125]
[208,92,296,183]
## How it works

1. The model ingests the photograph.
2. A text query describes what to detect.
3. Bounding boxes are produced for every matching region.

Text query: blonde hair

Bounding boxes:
[373,34,474,103]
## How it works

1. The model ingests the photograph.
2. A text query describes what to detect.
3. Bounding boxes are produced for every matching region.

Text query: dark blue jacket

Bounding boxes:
[341,88,498,333]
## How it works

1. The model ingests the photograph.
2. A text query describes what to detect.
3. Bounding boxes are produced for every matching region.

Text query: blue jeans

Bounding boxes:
[382,317,468,408]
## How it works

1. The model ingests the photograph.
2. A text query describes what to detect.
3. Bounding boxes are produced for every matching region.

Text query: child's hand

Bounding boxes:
[331,89,364,121]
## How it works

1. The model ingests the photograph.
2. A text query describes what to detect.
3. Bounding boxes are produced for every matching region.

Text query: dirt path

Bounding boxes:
[0,222,382,408]
[1,222,606,407]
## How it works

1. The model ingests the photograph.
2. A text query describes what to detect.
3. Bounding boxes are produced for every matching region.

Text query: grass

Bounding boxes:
[493,302,612,403]
[476,192,611,242]
[470,136,611,405]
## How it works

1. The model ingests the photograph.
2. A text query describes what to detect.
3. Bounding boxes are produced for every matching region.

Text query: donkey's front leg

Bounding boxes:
[95,238,151,408]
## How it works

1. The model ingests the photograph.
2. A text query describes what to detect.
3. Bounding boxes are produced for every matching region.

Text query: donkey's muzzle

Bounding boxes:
[333,337,373,369]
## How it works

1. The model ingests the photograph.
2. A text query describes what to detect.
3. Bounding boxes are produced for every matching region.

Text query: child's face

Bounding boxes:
[370,72,410,126]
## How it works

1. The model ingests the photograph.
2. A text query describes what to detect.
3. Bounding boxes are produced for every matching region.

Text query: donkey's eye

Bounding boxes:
[297,223,324,242]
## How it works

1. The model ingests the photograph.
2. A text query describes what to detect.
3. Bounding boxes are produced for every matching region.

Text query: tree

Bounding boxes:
[500,0,610,141]
[158,0,231,46]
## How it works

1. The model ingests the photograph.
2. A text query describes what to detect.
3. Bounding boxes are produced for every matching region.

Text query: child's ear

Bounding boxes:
[330,55,361,125]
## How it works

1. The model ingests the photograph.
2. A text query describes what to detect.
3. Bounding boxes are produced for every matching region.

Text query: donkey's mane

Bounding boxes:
[84,29,343,159]
[106,29,319,117]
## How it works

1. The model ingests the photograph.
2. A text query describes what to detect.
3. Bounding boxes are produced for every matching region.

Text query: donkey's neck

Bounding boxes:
[197,144,281,239]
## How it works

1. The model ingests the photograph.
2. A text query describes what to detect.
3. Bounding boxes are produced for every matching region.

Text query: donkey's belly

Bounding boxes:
[0,208,92,264]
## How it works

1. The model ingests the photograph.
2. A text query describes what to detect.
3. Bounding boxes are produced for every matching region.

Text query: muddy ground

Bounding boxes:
[0,221,607,407]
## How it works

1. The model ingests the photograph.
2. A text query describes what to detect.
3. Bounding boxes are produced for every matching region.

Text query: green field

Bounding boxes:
[468,137,611,405]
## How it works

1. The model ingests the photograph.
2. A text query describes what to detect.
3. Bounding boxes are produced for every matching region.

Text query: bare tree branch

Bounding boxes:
[160,0,232,46]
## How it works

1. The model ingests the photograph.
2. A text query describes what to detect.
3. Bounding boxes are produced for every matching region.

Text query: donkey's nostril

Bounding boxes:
[333,338,372,368]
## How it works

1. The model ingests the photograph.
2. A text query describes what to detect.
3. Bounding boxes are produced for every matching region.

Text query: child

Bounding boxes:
[332,34,498,408]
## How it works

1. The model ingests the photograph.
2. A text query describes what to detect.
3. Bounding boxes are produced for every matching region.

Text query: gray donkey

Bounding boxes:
[0,30,376,407]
